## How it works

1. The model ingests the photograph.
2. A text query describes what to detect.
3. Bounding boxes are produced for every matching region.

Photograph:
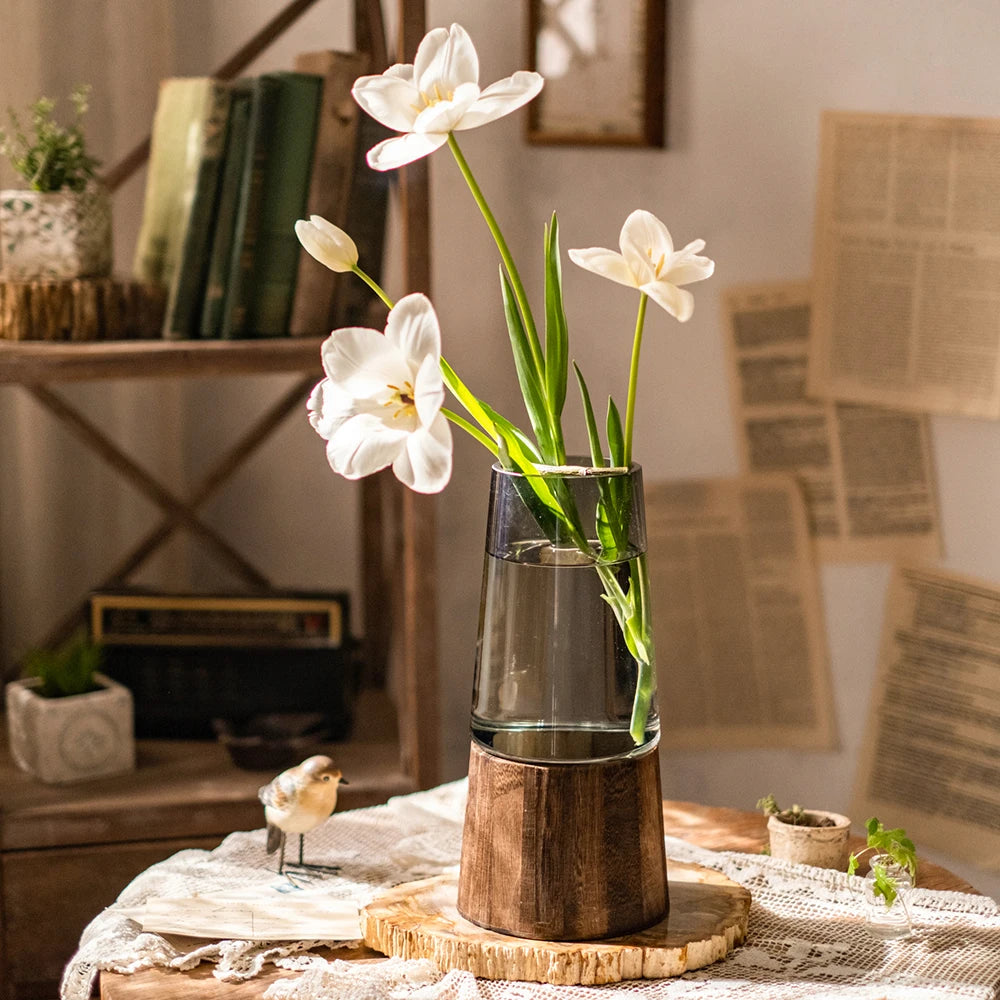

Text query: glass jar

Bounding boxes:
[863,854,913,939]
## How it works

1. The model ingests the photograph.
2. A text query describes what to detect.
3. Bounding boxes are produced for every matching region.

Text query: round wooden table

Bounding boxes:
[97,798,981,999]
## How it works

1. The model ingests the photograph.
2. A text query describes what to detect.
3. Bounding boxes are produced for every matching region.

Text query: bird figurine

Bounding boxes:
[258,754,348,875]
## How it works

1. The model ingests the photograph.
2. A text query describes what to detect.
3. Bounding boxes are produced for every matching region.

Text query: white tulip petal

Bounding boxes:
[458,71,545,129]
[366,131,449,171]
[415,24,478,94]
[643,280,695,322]
[666,240,716,285]
[413,352,445,427]
[321,327,405,396]
[307,378,354,439]
[568,247,638,288]
[327,413,408,479]
[295,217,358,273]
[383,63,414,82]
[620,210,675,270]
[392,415,453,493]
[413,82,480,134]
[385,293,441,368]
[352,74,420,132]
[667,257,715,286]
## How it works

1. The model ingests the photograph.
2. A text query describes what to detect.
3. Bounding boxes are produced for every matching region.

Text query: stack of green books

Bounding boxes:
[133,53,386,341]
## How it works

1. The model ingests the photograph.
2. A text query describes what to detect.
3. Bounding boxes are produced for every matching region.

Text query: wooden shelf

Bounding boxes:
[0,336,326,384]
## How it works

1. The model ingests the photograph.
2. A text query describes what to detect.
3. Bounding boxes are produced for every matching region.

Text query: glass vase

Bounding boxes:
[863,854,913,939]
[458,461,667,941]
[470,461,659,762]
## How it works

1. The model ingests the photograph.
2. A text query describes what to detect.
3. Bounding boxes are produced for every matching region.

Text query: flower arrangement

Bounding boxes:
[298,23,714,744]
[0,84,101,193]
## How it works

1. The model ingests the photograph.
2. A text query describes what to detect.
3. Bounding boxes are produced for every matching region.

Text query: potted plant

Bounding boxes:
[848,817,918,938]
[5,631,134,784]
[0,84,112,280]
[757,793,852,869]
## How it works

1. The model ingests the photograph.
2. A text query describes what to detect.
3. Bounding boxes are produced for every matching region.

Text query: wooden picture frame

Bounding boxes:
[526,0,666,147]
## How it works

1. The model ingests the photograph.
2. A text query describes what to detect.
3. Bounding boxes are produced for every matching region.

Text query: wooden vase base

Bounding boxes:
[457,740,668,940]
[361,860,751,985]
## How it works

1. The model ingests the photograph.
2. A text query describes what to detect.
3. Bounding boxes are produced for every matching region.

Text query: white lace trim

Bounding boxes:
[61,779,1000,1000]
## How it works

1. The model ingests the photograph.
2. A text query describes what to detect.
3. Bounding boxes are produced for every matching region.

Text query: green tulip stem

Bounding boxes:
[446,133,544,376]
[351,264,394,311]
[623,292,648,467]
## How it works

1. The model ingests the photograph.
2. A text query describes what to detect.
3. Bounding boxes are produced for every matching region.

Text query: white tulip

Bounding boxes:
[569,210,714,322]
[308,293,453,494]
[352,23,543,171]
[295,215,358,273]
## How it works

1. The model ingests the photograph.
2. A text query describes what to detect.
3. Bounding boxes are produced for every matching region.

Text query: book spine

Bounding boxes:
[244,72,323,338]
[161,82,233,339]
[199,84,252,339]
[219,76,281,340]
[288,51,369,337]
[132,78,213,289]
[337,112,393,329]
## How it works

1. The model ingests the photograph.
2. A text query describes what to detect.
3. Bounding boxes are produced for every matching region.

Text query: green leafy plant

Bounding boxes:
[0,84,101,192]
[757,793,836,828]
[847,817,918,908]
[22,631,104,698]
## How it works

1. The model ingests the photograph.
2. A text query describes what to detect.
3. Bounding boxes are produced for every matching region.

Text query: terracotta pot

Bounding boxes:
[5,672,135,784]
[0,182,112,280]
[767,810,851,869]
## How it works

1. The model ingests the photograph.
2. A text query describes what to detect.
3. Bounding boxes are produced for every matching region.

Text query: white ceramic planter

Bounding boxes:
[767,810,851,869]
[5,672,135,784]
[0,183,112,280]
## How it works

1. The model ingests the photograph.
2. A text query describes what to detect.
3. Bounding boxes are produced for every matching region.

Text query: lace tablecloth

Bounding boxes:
[63,779,1000,1000]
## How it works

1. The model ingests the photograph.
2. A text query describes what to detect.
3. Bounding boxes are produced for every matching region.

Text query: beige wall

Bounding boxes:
[2,1,999,898]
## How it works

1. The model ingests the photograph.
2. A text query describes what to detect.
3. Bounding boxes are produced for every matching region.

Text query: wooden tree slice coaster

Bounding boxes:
[361,859,751,986]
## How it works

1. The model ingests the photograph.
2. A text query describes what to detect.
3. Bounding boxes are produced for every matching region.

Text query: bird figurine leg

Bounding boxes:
[287,831,341,874]
[259,755,348,878]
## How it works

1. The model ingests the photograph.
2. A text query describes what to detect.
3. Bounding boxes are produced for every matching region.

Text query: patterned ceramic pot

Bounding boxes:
[0,183,112,280]
[5,672,135,784]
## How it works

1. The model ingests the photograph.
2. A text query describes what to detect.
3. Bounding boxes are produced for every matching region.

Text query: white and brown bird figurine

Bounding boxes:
[258,754,348,874]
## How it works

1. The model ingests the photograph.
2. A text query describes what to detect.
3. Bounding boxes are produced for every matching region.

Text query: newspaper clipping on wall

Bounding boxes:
[808,110,1000,419]
[724,280,942,562]
[852,564,1000,872]
[646,474,837,750]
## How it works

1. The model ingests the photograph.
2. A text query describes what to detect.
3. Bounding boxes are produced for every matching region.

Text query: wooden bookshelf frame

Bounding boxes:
[0,0,438,792]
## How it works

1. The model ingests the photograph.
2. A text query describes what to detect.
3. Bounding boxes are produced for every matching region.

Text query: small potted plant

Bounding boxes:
[5,631,134,784]
[0,84,112,280]
[757,793,852,869]
[848,817,918,939]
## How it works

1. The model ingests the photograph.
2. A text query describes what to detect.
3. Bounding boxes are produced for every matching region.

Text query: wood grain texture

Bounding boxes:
[363,861,748,985]
[457,742,667,940]
[0,279,165,342]
[0,336,324,384]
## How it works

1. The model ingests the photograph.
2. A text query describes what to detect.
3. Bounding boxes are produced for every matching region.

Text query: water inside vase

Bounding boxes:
[470,539,658,763]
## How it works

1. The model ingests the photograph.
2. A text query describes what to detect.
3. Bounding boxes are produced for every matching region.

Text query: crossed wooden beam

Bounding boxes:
[31,373,317,650]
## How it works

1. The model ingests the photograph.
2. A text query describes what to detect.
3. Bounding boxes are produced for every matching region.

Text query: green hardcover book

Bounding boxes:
[161,81,233,339]
[133,78,230,305]
[199,82,253,338]
[243,71,323,338]
[218,75,281,339]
